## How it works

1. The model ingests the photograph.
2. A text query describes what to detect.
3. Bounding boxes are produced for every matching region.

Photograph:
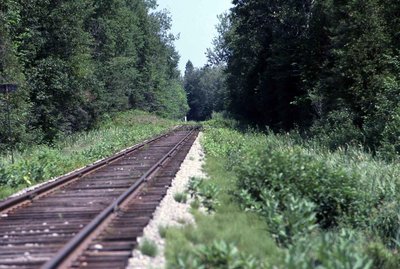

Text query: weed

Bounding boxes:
[188,177,203,198]
[190,198,200,210]
[174,240,264,269]
[173,192,187,203]
[0,110,176,199]
[140,238,158,257]
[165,123,400,268]
[176,218,188,225]
[158,225,168,238]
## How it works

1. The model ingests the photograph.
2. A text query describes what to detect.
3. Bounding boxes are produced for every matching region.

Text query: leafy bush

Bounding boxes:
[236,143,362,229]
[158,225,169,239]
[139,238,158,257]
[187,177,220,212]
[188,176,203,198]
[368,201,400,248]
[284,230,372,269]
[364,242,400,269]
[377,107,400,160]
[310,109,363,150]
[172,240,264,269]
[174,192,188,203]
[200,124,400,266]
[239,189,317,246]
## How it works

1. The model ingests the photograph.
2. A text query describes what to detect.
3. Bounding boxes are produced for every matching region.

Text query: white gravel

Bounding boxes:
[127,132,206,269]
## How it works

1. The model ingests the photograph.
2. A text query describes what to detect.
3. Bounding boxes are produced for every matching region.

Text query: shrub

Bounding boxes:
[239,189,317,246]
[310,109,363,150]
[139,238,158,257]
[187,176,220,212]
[173,240,264,269]
[188,177,203,198]
[284,230,372,269]
[377,107,400,160]
[197,183,220,212]
[174,192,187,203]
[158,225,168,239]
[369,200,400,248]
[365,242,400,269]
[236,144,362,228]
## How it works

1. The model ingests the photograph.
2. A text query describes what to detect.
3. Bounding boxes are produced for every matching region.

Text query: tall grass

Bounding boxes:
[0,110,177,199]
[166,116,400,268]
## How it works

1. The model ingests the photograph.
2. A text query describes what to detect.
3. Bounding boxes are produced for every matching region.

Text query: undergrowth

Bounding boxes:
[166,116,400,268]
[0,110,176,199]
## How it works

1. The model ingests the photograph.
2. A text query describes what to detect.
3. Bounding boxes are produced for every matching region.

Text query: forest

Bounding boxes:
[0,0,188,151]
[185,0,400,158]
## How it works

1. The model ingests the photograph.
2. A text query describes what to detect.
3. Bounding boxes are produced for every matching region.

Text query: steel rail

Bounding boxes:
[41,127,196,269]
[0,128,181,213]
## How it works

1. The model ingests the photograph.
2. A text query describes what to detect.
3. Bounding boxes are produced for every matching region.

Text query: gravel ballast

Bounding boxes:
[127,132,206,269]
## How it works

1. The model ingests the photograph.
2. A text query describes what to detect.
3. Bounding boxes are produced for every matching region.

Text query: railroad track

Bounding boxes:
[0,126,199,269]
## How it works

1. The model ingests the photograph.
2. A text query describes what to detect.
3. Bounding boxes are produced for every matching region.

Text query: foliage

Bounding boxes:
[204,0,400,156]
[173,192,187,204]
[0,0,187,150]
[184,61,226,121]
[165,155,281,268]
[188,176,220,212]
[284,230,372,269]
[239,189,317,246]
[172,240,264,269]
[0,110,175,199]
[139,238,158,257]
[194,123,400,268]
[158,225,168,239]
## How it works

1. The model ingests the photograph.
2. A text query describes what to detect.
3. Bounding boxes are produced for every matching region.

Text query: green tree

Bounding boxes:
[0,0,31,150]
[224,0,314,130]
[184,61,226,121]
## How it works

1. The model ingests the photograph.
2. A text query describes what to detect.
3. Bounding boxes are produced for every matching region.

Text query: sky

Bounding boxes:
[156,0,233,74]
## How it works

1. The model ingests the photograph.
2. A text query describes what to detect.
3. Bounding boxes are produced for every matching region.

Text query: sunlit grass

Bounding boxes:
[0,110,177,199]
[166,120,400,268]
[165,157,282,268]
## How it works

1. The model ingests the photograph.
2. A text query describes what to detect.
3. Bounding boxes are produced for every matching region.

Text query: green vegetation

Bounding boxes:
[184,61,226,121]
[2,0,400,266]
[166,117,400,268]
[139,238,158,257]
[184,0,400,157]
[188,176,220,212]
[166,152,280,268]
[0,0,188,151]
[173,192,187,204]
[158,225,168,239]
[0,110,176,199]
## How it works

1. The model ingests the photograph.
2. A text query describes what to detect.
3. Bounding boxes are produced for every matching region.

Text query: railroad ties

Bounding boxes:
[0,126,199,269]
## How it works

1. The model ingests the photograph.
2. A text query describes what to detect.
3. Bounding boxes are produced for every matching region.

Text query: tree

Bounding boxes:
[224,0,314,130]
[184,61,226,121]
[0,0,188,149]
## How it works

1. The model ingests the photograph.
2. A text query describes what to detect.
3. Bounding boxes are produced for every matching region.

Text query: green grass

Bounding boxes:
[158,225,168,239]
[165,157,282,268]
[166,118,400,268]
[139,238,158,257]
[173,192,187,203]
[0,110,177,199]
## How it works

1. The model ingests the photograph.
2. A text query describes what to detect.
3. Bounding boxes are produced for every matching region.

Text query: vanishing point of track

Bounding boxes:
[0,126,199,269]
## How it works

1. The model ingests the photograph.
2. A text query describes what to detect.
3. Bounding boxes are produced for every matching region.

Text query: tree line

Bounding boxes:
[186,0,400,157]
[0,0,188,150]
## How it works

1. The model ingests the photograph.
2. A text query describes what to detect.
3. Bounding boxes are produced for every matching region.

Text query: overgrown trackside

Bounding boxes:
[166,118,400,268]
[0,110,176,199]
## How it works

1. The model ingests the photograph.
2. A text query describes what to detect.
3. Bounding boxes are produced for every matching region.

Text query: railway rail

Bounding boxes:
[0,126,199,269]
